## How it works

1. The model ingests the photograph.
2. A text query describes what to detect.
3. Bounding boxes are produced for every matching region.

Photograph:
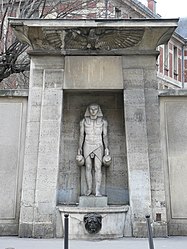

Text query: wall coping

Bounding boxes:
[0,89,29,97]
[159,89,187,97]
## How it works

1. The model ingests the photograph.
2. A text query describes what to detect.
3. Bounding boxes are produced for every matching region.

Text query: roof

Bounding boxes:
[130,1,187,40]
[175,17,187,39]
[131,0,160,18]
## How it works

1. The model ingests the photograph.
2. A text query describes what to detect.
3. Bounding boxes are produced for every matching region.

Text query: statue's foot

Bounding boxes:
[95,192,102,197]
[86,190,92,196]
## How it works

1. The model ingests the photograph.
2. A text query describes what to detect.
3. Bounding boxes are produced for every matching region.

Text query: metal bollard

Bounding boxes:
[64,213,69,249]
[145,215,154,249]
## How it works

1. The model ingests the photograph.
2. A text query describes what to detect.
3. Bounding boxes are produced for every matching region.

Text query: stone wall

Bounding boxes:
[160,92,187,235]
[0,92,27,235]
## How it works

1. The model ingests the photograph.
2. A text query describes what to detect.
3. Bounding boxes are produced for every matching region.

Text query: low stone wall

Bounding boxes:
[0,90,28,235]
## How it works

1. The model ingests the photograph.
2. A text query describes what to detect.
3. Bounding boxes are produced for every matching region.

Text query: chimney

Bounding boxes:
[148,0,156,14]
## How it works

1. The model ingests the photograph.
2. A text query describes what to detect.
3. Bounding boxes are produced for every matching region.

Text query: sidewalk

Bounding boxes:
[0,237,187,249]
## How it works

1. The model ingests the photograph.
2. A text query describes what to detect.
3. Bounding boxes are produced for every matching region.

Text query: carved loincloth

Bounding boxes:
[83,142,103,162]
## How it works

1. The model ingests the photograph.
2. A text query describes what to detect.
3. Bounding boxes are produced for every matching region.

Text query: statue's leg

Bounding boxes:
[85,156,92,196]
[95,157,102,197]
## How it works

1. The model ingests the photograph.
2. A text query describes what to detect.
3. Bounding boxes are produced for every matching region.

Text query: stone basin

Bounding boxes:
[58,205,131,239]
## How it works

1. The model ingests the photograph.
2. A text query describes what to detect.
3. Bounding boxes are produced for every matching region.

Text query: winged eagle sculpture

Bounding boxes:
[44,28,144,50]
[64,28,144,50]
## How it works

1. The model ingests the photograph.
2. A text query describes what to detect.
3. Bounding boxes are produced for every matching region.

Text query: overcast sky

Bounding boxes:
[139,0,187,18]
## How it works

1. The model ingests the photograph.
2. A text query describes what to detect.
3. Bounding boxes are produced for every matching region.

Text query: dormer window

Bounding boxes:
[115,7,121,18]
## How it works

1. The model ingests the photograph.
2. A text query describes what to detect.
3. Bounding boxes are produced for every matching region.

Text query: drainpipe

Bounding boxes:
[105,0,108,18]
[182,44,184,88]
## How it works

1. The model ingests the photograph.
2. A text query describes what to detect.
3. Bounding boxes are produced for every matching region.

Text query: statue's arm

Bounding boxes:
[78,119,84,155]
[103,119,110,155]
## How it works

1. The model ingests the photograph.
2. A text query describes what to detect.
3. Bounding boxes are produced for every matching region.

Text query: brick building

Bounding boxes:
[92,0,187,89]
[0,0,187,89]
[158,18,187,89]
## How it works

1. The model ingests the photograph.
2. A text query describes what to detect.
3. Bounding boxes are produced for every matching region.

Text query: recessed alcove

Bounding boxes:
[58,90,129,205]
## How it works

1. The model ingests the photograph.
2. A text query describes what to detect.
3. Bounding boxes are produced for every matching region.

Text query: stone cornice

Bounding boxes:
[9,18,179,53]
[28,49,160,57]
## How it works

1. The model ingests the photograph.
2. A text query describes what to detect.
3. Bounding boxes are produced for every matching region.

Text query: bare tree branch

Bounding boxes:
[0,0,97,84]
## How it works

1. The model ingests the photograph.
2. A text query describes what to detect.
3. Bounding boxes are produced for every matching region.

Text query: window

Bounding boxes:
[174,46,178,75]
[164,44,169,69]
[115,8,121,18]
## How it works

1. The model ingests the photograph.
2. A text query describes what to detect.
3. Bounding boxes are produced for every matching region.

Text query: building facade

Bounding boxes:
[0,0,187,239]
[1,0,187,89]
[73,0,187,89]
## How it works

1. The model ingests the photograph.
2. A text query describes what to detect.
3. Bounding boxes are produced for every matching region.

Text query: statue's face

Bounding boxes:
[89,105,99,117]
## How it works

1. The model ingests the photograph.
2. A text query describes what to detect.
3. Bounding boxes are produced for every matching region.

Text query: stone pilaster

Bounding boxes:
[19,55,64,238]
[122,55,167,237]
[144,68,167,236]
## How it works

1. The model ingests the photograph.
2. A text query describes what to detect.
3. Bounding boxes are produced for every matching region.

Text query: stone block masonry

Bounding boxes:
[9,19,178,238]
[19,56,64,238]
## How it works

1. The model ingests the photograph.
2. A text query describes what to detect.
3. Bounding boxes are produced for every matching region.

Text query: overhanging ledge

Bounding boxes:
[9,18,179,54]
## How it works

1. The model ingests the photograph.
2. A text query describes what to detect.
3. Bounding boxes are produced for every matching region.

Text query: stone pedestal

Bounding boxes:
[79,196,108,207]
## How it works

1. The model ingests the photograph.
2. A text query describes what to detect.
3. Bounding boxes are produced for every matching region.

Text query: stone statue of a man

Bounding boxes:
[76,104,111,197]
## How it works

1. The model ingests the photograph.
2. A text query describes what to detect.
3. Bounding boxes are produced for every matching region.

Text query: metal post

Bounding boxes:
[145,215,154,249]
[64,213,69,249]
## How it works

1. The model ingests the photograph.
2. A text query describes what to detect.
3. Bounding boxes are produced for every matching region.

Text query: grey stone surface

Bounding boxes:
[160,97,187,235]
[145,87,167,234]
[122,55,167,237]
[0,224,18,236]
[0,97,27,235]
[59,205,129,239]
[123,87,152,236]
[0,102,22,219]
[19,224,33,238]
[79,196,108,207]
[19,55,64,238]
[33,224,55,238]
[64,56,123,89]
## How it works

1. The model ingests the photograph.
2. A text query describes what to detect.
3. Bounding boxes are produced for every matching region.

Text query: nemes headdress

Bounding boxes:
[84,104,103,117]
